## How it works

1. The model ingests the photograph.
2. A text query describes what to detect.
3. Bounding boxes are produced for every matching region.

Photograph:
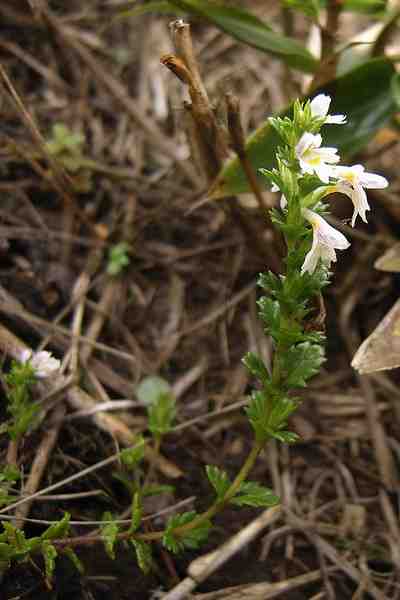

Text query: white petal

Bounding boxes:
[332,164,364,180]
[325,114,347,124]
[301,240,320,274]
[359,171,388,189]
[314,147,340,163]
[298,158,314,175]
[317,221,350,250]
[352,184,370,226]
[30,351,60,378]
[310,94,331,118]
[312,133,323,148]
[320,244,337,264]
[19,349,32,364]
[302,209,350,274]
[314,162,335,183]
[280,195,287,209]
[303,209,350,249]
[295,132,320,158]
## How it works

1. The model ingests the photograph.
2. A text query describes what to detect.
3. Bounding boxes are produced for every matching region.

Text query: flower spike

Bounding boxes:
[301,208,350,275]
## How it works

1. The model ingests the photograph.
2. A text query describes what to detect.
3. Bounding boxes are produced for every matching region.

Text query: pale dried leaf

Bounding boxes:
[352,298,400,374]
[374,242,400,273]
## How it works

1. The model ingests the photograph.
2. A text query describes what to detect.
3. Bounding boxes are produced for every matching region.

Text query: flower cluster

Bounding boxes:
[269,94,388,275]
[19,349,60,379]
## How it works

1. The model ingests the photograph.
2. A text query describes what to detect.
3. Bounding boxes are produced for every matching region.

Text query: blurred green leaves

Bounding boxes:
[118,0,317,72]
[171,0,317,72]
[284,0,387,15]
[107,243,131,276]
[100,512,119,560]
[137,376,176,438]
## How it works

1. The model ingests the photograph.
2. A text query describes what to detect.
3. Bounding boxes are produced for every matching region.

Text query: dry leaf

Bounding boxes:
[352,298,400,374]
[374,242,400,272]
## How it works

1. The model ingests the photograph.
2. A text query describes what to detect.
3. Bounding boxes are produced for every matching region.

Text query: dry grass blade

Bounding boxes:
[14,403,65,527]
[194,570,330,599]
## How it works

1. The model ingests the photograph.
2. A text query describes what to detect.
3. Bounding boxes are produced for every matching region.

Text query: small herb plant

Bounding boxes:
[0,94,388,581]
[2,350,60,441]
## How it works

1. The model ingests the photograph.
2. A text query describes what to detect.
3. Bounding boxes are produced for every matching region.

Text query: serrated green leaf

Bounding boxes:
[100,512,119,560]
[209,58,396,199]
[41,540,57,580]
[272,430,300,443]
[0,542,13,564]
[162,511,211,554]
[268,396,299,431]
[1,522,38,558]
[0,465,20,484]
[231,481,280,507]
[245,391,270,442]
[170,0,317,73]
[242,353,270,387]
[120,436,145,469]
[130,492,142,534]
[258,297,304,345]
[130,538,153,574]
[137,376,171,406]
[64,547,84,574]
[257,297,281,338]
[206,465,230,500]
[147,392,176,437]
[41,512,70,541]
[281,342,325,388]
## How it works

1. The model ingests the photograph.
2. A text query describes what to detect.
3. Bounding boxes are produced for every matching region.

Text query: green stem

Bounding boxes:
[144,436,161,487]
[53,439,265,549]
[172,438,264,537]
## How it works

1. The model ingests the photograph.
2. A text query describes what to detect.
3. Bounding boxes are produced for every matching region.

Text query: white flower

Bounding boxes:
[301,208,350,275]
[295,132,340,183]
[310,94,346,124]
[20,349,60,378]
[330,164,389,227]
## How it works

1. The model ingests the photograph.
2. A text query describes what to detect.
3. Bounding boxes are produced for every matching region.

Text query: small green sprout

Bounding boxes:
[107,242,131,276]
[45,123,85,172]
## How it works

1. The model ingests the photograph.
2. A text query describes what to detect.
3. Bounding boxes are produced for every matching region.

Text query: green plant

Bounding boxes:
[2,351,60,441]
[0,94,388,582]
[45,123,85,173]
